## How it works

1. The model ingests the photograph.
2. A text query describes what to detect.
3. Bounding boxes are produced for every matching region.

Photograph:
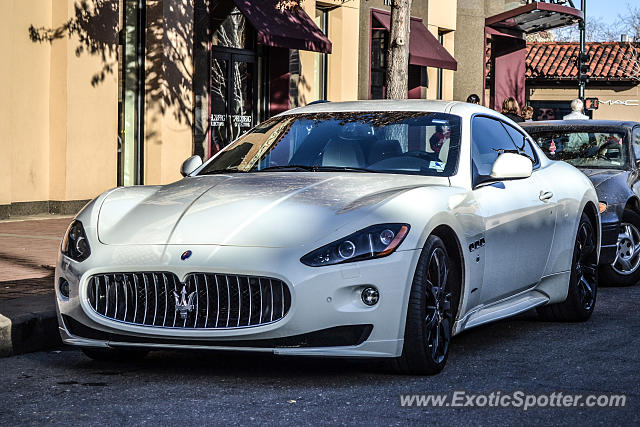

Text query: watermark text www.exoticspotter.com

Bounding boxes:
[399,391,626,411]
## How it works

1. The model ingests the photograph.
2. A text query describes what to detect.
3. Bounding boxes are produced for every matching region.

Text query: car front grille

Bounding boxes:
[86,272,291,329]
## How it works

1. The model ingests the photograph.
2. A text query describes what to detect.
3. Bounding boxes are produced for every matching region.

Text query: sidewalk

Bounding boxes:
[0,215,73,356]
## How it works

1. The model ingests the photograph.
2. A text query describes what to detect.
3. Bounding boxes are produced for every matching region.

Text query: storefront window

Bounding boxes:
[314,7,329,100]
[370,26,387,100]
[213,8,254,50]
[437,32,444,100]
[210,6,259,154]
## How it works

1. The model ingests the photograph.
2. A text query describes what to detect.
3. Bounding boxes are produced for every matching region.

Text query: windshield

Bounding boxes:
[529,130,628,169]
[196,112,462,177]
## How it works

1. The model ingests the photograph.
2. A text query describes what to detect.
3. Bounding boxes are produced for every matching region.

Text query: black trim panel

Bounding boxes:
[62,315,373,348]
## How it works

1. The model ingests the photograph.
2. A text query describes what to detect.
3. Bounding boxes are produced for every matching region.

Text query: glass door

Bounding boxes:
[210,51,258,154]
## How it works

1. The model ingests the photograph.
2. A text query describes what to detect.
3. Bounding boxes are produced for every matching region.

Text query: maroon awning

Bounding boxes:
[234,0,331,53]
[486,2,583,34]
[372,9,457,71]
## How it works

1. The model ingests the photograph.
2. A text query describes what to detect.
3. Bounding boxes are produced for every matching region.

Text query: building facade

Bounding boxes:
[4,0,603,219]
[1,0,463,219]
[525,42,640,121]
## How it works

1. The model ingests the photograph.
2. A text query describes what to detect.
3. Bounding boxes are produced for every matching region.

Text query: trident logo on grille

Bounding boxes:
[173,285,196,319]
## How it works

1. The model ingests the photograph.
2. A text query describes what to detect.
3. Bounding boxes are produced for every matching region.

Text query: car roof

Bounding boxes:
[521,120,640,132]
[280,99,494,116]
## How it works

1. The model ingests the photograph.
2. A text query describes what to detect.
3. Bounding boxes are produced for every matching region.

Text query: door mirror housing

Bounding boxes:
[180,155,203,177]
[490,152,533,180]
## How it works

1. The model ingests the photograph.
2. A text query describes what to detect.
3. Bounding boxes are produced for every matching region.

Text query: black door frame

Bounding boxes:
[209,46,260,155]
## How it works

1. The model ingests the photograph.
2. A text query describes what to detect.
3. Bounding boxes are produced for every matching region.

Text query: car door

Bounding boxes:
[471,116,557,304]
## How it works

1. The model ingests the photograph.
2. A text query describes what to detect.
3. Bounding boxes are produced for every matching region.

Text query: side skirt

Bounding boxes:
[452,271,571,335]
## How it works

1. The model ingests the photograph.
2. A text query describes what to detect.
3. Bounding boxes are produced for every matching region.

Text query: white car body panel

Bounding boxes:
[55,100,599,358]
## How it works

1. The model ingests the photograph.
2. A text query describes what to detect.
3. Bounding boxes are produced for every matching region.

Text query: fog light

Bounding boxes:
[59,278,70,299]
[361,287,379,306]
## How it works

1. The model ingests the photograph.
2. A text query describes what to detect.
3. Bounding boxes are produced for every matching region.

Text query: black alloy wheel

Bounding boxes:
[424,247,452,365]
[574,219,597,311]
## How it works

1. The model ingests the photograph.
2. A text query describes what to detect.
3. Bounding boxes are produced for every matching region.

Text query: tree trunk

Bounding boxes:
[385,0,412,99]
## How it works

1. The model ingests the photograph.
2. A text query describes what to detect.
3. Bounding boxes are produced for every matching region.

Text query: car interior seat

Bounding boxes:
[321,137,366,168]
[367,139,402,165]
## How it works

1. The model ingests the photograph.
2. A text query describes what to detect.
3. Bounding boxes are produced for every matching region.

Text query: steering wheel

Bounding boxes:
[596,140,620,160]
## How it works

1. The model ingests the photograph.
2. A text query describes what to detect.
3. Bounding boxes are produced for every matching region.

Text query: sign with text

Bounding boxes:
[584,98,599,110]
[233,115,252,128]
[211,114,225,127]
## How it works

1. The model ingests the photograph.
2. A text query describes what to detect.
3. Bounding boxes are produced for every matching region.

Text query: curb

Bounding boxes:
[0,294,61,357]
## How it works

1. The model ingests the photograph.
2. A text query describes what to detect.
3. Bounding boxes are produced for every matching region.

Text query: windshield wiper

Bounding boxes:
[256,165,317,172]
[256,165,379,173]
[311,166,380,173]
[199,168,250,175]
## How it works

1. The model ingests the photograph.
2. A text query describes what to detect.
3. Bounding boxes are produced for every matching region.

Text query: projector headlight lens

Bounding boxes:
[301,224,410,267]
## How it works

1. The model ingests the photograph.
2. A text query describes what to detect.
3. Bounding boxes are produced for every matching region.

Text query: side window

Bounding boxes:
[501,123,538,167]
[471,116,519,180]
[633,127,640,163]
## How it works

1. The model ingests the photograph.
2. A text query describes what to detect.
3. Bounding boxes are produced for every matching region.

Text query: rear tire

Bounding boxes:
[393,235,460,375]
[600,209,640,287]
[537,212,597,322]
[81,347,148,362]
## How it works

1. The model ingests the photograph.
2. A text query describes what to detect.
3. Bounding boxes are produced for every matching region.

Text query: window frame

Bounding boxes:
[470,114,538,188]
[500,121,540,169]
[369,21,388,100]
[632,126,640,168]
[528,126,631,170]
[196,112,463,178]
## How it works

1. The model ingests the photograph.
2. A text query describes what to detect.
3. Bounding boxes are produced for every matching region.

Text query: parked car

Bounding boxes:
[56,101,599,375]
[522,120,640,286]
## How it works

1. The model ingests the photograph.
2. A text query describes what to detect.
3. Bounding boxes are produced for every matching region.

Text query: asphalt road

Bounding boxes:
[1,286,639,426]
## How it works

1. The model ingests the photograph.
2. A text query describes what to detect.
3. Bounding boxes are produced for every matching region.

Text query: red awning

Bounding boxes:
[372,9,457,71]
[234,0,332,53]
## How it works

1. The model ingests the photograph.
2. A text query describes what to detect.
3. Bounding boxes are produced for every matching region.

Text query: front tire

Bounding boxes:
[600,209,640,287]
[537,212,597,322]
[394,235,459,375]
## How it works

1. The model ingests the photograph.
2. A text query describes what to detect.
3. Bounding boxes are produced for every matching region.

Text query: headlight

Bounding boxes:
[300,224,410,267]
[61,220,91,262]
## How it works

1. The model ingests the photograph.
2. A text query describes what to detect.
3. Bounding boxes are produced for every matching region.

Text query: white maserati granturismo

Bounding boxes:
[56,100,600,374]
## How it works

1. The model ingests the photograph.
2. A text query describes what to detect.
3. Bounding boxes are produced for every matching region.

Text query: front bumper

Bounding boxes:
[600,214,620,265]
[55,243,421,358]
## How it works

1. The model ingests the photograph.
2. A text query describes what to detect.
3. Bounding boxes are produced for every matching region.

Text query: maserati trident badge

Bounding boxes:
[173,285,196,319]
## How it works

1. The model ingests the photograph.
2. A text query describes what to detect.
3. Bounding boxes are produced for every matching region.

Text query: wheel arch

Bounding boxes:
[583,200,600,248]
[429,224,465,322]
[624,196,640,214]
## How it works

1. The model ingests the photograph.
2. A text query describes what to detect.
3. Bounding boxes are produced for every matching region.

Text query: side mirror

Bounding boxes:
[180,155,203,177]
[490,152,532,180]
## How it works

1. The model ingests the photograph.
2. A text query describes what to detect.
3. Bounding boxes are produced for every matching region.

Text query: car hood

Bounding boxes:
[97,173,448,247]
[580,169,625,188]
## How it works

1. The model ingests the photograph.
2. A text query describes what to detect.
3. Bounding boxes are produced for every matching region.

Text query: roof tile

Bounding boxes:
[488,42,640,81]
[527,42,639,81]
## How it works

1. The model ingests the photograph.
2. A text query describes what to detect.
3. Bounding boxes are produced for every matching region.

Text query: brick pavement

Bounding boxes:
[0,216,73,300]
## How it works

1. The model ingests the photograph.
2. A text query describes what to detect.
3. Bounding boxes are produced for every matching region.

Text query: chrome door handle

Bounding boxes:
[539,190,554,202]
